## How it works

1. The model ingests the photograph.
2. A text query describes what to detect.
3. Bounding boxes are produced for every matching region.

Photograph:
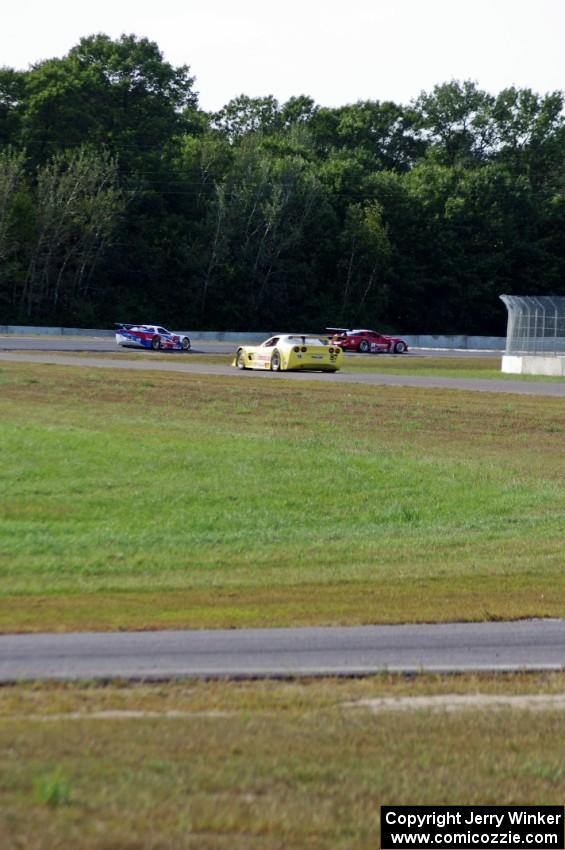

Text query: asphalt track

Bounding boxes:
[0,335,497,356]
[1,620,565,681]
[2,348,565,396]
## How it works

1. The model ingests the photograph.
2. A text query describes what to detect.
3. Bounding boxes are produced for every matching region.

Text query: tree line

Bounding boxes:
[1,34,564,334]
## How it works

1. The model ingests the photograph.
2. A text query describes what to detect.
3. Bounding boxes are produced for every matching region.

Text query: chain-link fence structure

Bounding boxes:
[500,295,565,355]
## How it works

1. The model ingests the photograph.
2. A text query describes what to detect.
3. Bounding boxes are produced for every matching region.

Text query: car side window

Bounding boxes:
[157,327,168,335]
[264,337,279,347]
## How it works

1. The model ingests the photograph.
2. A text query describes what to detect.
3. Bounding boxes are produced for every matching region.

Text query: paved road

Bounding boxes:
[2,349,565,396]
[1,620,564,681]
[0,335,499,357]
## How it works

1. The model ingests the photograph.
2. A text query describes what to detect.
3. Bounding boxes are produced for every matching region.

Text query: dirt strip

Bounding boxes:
[345,693,565,712]
[4,694,565,721]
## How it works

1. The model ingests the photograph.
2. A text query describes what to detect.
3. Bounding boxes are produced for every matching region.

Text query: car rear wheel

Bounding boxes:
[270,350,282,371]
[393,341,406,354]
[151,336,161,351]
[359,339,370,353]
[236,349,247,369]
[182,337,191,351]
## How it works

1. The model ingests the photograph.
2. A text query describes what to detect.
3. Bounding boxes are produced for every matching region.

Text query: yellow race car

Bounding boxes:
[233,334,343,372]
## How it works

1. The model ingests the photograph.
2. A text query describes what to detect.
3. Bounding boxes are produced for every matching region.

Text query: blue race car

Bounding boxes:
[115,324,191,351]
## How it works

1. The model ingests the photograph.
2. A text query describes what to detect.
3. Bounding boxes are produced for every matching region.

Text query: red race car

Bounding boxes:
[327,328,408,354]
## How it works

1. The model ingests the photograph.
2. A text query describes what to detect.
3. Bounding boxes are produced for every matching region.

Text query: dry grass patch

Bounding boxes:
[1,574,564,633]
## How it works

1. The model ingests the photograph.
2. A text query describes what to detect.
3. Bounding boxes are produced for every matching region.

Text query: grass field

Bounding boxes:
[1,358,565,631]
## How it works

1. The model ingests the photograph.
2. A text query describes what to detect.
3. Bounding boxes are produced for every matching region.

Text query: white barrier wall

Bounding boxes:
[502,355,565,376]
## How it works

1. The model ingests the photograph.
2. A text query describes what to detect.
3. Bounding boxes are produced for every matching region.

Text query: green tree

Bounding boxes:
[492,87,565,191]
[19,34,197,171]
[211,95,281,141]
[191,134,334,328]
[414,80,496,166]
[280,95,318,127]
[21,147,125,320]
[0,147,29,310]
[336,201,391,324]
[0,68,25,145]
[310,100,424,172]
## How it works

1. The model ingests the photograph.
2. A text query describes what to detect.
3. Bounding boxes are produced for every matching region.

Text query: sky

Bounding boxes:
[3,0,565,112]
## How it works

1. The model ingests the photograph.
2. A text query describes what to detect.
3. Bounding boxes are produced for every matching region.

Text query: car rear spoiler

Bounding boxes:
[326,327,349,333]
[114,323,134,330]
[287,335,332,344]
